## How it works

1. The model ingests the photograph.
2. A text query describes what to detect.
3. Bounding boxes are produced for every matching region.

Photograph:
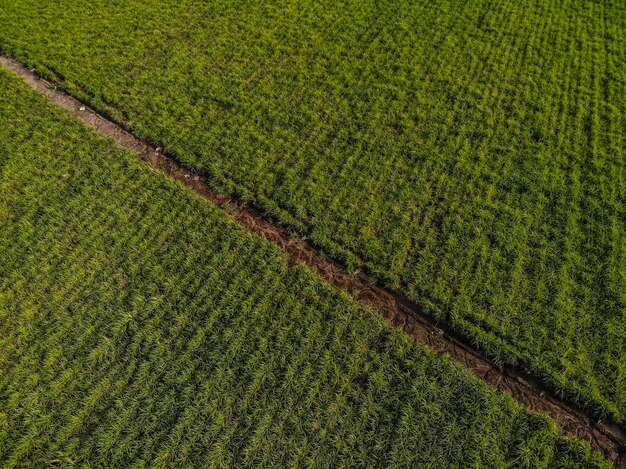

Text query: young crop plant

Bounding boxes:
[0,69,611,467]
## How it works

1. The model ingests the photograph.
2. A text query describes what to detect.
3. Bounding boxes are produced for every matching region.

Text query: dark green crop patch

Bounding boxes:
[1,0,624,424]
[0,69,609,467]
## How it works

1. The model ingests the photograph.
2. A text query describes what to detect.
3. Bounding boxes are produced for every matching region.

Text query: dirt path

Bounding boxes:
[1,55,624,467]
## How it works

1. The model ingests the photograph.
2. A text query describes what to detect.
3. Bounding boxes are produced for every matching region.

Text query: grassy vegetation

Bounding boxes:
[0,68,611,467]
[1,0,624,423]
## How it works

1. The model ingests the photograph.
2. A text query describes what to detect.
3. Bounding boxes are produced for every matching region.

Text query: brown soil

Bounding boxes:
[2,55,624,467]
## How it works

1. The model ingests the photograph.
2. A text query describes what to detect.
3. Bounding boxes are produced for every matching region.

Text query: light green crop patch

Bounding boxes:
[0,69,609,467]
[1,0,623,422]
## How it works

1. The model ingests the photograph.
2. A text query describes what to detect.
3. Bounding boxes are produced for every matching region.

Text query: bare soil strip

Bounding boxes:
[2,55,624,467]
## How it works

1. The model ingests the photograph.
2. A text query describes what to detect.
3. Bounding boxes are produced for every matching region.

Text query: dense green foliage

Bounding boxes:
[1,0,625,423]
[0,69,610,468]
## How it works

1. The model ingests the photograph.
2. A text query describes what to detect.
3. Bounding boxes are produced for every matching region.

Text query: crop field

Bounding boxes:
[0,69,611,467]
[1,0,624,424]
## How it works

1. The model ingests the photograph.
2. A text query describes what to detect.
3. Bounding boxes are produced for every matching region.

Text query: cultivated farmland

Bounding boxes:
[0,0,623,422]
[0,69,610,467]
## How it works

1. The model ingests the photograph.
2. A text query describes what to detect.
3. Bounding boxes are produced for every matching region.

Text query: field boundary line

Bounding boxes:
[2,55,624,467]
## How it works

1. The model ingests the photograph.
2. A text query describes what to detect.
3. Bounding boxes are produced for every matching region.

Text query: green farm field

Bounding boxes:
[0,68,610,467]
[2,0,624,422]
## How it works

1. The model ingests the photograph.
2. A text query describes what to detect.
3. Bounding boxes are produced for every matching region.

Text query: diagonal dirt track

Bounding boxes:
[1,55,624,467]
